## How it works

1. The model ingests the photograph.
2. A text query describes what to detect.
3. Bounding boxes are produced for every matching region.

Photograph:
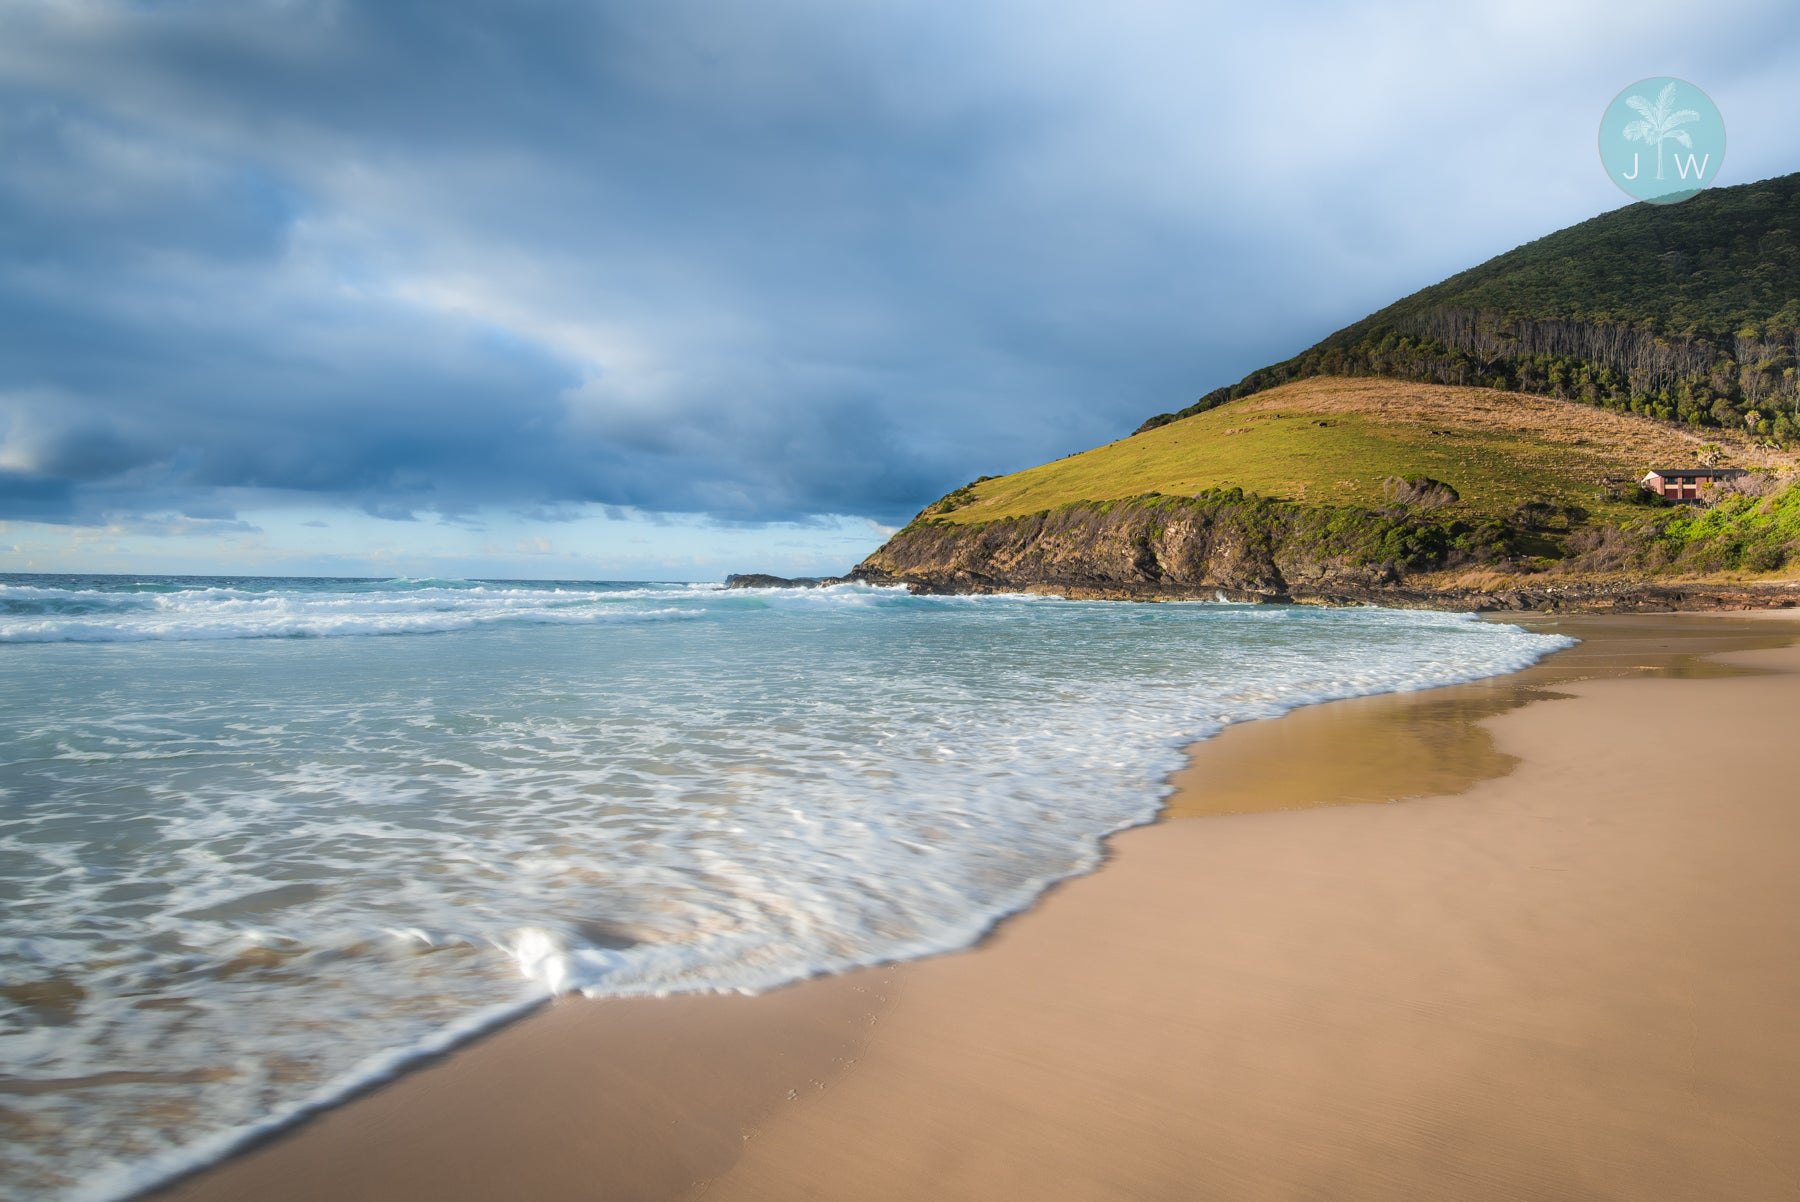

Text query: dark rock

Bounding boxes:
[723,573,846,589]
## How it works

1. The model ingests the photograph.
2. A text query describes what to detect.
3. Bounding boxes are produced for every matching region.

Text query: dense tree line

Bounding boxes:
[1141,173,1800,441]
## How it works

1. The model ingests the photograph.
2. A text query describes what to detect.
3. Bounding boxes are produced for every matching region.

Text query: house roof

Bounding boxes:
[1642,467,1744,479]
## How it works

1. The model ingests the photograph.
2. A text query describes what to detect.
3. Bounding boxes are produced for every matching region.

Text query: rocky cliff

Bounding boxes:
[849,491,1800,613]
[855,491,1482,601]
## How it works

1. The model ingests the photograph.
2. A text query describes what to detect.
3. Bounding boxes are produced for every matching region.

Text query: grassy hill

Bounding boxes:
[850,176,1800,605]
[858,375,1800,598]
[936,377,1793,530]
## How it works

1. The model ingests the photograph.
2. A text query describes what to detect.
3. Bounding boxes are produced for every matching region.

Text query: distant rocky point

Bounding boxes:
[723,573,849,589]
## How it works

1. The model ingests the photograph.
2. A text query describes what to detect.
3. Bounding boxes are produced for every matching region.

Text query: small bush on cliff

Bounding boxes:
[920,477,997,518]
[1559,524,1654,572]
[1510,500,1588,531]
[1381,475,1460,511]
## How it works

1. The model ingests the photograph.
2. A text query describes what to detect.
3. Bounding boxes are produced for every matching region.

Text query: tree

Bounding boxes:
[1622,81,1700,182]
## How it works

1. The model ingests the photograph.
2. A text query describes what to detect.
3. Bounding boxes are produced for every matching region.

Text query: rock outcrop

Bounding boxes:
[723,574,847,589]
[843,495,1800,613]
[852,493,1445,602]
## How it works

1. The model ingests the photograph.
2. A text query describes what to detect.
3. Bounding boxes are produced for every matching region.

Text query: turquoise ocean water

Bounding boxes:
[0,574,1572,1199]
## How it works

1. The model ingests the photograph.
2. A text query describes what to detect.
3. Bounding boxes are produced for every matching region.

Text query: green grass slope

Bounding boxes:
[937,377,1794,533]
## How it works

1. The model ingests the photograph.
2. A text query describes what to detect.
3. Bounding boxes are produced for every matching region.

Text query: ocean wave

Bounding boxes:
[0,606,699,643]
[0,578,714,643]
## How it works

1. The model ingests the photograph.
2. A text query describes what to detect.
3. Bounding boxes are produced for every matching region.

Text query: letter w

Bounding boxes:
[1674,153,1711,180]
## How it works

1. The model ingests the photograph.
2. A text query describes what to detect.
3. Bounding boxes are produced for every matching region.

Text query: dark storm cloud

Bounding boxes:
[2,0,1798,532]
[0,470,75,520]
[1,0,1078,525]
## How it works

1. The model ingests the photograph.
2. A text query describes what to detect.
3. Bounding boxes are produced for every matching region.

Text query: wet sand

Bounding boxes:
[151,612,1800,1202]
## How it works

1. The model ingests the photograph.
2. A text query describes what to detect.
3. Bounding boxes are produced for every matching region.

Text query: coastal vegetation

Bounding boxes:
[1571,472,1800,575]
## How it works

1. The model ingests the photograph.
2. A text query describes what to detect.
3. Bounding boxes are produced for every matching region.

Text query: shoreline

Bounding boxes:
[146,611,1800,1201]
[738,569,1800,614]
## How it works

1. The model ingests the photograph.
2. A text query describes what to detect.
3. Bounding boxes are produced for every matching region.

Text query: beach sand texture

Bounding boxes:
[154,613,1800,1202]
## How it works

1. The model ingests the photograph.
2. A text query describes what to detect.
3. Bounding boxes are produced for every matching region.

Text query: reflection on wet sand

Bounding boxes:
[1165,613,1796,819]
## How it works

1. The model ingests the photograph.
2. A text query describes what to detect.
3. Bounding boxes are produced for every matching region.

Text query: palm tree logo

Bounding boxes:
[1621,81,1700,181]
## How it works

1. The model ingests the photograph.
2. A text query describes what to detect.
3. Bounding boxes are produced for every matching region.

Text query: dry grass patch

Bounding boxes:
[937,377,1799,526]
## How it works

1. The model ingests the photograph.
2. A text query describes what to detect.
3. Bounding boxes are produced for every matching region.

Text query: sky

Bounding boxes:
[3,0,1799,580]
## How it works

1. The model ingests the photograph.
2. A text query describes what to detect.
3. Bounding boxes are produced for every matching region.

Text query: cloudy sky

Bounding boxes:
[3,0,1798,579]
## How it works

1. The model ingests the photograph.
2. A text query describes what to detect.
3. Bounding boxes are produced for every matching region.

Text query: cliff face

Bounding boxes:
[854,493,1451,602]
[849,492,1800,612]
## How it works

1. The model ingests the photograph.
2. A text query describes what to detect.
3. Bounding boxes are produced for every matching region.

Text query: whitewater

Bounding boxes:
[0,574,1573,1200]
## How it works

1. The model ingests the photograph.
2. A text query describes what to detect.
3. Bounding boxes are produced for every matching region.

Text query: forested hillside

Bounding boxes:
[1140,173,1800,439]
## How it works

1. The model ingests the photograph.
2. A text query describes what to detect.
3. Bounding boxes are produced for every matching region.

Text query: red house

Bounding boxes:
[1640,467,1745,503]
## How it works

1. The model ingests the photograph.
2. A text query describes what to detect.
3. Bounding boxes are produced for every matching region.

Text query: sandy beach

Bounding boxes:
[150,611,1800,1202]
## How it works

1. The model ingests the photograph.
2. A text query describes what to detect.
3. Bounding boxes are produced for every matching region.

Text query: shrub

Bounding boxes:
[1381,475,1460,511]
